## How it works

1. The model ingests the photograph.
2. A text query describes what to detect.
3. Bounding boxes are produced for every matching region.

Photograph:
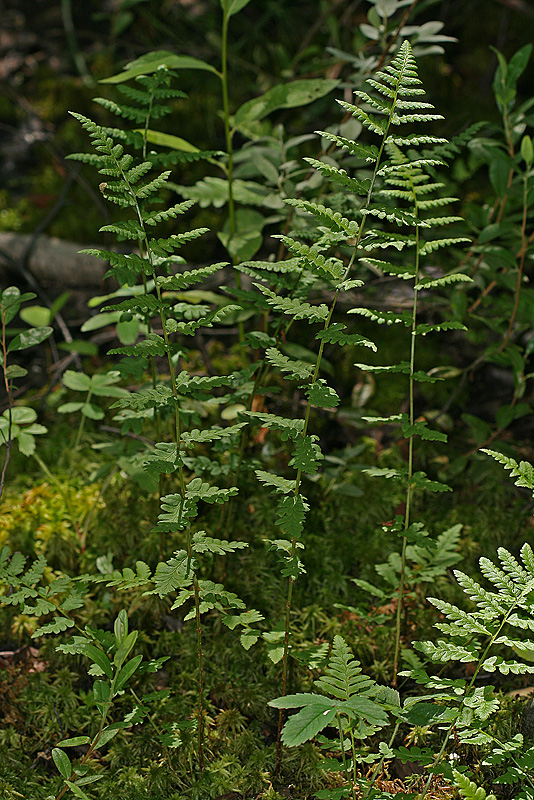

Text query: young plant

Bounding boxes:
[243,38,468,765]
[69,103,263,771]
[269,635,390,800]
[58,370,129,449]
[0,286,52,500]
[403,509,534,794]
[0,550,155,800]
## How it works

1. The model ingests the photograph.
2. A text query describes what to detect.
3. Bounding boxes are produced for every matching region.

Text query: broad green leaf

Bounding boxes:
[5,365,28,379]
[218,208,266,261]
[94,725,121,748]
[138,129,200,153]
[80,311,121,332]
[115,654,143,692]
[84,644,113,679]
[56,736,91,747]
[280,699,337,746]
[235,79,340,125]
[81,403,104,420]
[10,406,37,425]
[52,747,72,779]
[8,326,52,353]
[100,51,220,83]
[58,340,99,356]
[62,371,92,392]
[57,402,85,415]
[19,305,52,327]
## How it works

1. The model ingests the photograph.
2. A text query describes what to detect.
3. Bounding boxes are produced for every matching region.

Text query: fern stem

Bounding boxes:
[74,389,92,449]
[336,712,357,800]
[0,308,13,502]
[221,6,244,346]
[393,188,420,686]
[193,574,205,771]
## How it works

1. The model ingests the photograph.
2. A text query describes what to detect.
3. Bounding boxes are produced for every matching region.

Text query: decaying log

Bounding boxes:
[0,232,106,288]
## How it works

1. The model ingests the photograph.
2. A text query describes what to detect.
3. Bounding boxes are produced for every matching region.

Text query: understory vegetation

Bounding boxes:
[2,1,534,798]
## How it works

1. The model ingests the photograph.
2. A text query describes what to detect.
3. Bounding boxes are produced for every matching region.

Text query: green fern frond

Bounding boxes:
[482,449,534,493]
[314,636,376,700]
[253,284,329,322]
[315,131,378,160]
[303,157,372,196]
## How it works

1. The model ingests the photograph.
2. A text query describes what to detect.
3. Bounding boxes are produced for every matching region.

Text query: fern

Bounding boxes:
[269,635,388,747]
[69,74,262,772]
[453,770,497,800]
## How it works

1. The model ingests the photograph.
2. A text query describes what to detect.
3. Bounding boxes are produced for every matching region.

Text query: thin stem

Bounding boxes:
[193,576,205,771]
[393,187,420,687]
[74,389,92,450]
[0,308,12,502]
[337,713,357,800]
[221,7,244,345]
[501,169,530,347]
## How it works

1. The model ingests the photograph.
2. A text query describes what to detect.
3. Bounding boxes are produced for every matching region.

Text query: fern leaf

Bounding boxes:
[283,199,359,236]
[245,412,304,440]
[288,435,323,473]
[305,379,340,409]
[314,131,378,161]
[361,205,428,228]
[143,201,195,225]
[134,171,171,198]
[481,449,534,493]
[336,101,387,135]
[348,308,413,326]
[418,238,470,256]
[275,494,309,538]
[303,156,372,196]
[273,236,344,278]
[315,322,376,350]
[255,471,294,495]
[254,284,329,322]
[453,770,497,800]
[100,220,144,239]
[266,348,314,380]
[359,257,415,279]
[314,636,376,700]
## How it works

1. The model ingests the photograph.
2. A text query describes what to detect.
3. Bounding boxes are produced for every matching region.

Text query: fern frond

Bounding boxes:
[284,199,359,236]
[453,769,497,800]
[481,449,534,493]
[415,272,473,289]
[265,348,314,380]
[303,157,371,196]
[253,285,329,322]
[314,131,378,161]
[418,237,470,255]
[142,201,195,225]
[361,205,428,227]
[336,101,387,135]
[245,412,305,440]
[314,636,376,700]
[348,308,413,326]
